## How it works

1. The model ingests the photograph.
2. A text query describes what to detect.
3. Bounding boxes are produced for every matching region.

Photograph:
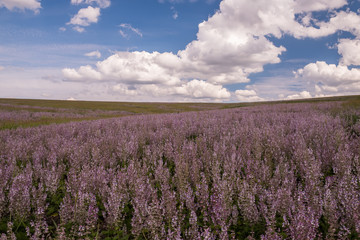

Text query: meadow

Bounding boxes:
[0,98,232,130]
[1,96,355,130]
[0,96,359,239]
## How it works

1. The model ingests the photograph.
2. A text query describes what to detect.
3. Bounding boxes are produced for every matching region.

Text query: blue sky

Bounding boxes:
[0,0,360,102]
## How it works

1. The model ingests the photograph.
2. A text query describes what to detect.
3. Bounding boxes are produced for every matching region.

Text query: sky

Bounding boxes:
[0,0,360,102]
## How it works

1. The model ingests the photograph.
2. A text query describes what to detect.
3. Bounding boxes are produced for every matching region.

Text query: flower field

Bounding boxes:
[0,101,360,239]
[0,99,239,130]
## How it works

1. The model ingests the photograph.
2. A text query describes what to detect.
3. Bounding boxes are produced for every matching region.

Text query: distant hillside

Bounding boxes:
[0,95,359,130]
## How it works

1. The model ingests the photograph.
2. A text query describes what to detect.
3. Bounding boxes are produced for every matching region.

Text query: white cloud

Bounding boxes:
[71,0,110,8]
[68,6,100,27]
[64,0,360,86]
[175,80,230,99]
[293,9,360,97]
[72,26,85,33]
[66,1,107,33]
[297,61,360,86]
[112,84,138,96]
[111,80,230,100]
[338,38,360,66]
[64,0,293,87]
[85,50,101,58]
[63,51,182,85]
[67,97,77,101]
[119,24,143,37]
[63,65,102,81]
[119,30,128,38]
[59,27,67,32]
[0,66,4,71]
[171,6,178,19]
[235,89,264,102]
[0,0,41,13]
[63,0,360,101]
[235,89,257,97]
[296,61,360,94]
[293,11,360,39]
[211,1,360,40]
[285,91,312,100]
[294,0,347,12]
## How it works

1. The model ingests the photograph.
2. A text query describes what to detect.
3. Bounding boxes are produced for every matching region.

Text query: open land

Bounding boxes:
[0,96,359,239]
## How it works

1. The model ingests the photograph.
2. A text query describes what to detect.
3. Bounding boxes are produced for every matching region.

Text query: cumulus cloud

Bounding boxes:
[175,80,231,99]
[63,0,360,101]
[297,61,360,86]
[112,80,230,100]
[338,39,360,66]
[68,6,100,27]
[63,51,181,85]
[0,0,41,13]
[66,0,108,33]
[212,1,359,39]
[294,0,346,12]
[293,6,360,97]
[296,11,360,38]
[71,0,110,8]
[85,50,101,58]
[64,0,360,86]
[285,91,312,100]
[64,0,291,86]
[296,61,360,94]
[63,65,102,81]
[235,89,264,102]
[112,84,138,96]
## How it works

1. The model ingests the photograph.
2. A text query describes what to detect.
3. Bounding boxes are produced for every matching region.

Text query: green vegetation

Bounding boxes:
[1,95,359,130]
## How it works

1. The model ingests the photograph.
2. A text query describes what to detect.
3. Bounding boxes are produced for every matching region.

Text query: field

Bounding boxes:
[0,96,360,239]
[1,96,358,130]
[0,98,234,130]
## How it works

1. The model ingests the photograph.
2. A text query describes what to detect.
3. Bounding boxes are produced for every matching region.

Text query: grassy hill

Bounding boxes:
[1,95,359,130]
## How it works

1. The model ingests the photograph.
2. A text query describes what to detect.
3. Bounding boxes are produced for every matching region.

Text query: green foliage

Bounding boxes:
[321,167,336,186]
[162,155,176,177]
[275,212,288,238]
[230,215,267,240]
[100,229,131,240]
[46,178,66,237]
[13,219,29,240]
[349,227,360,240]
[0,219,7,234]
[318,215,330,239]
[186,133,198,142]
[181,207,191,236]
[123,202,134,236]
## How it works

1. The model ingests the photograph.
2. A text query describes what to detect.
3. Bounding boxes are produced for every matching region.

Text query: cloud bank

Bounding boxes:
[63,0,360,101]
[295,16,360,97]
